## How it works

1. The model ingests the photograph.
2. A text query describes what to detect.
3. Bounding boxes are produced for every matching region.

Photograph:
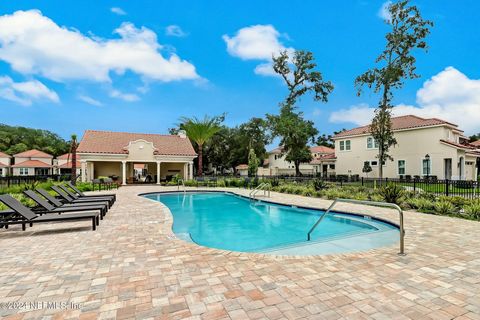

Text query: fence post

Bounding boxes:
[413,179,416,193]
[361,177,364,186]
[445,179,449,197]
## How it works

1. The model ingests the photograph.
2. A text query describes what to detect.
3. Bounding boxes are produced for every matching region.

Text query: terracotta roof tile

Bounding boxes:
[0,151,11,158]
[333,115,460,138]
[13,149,53,158]
[77,130,197,156]
[471,140,480,147]
[58,161,82,169]
[236,164,248,170]
[58,153,81,160]
[309,146,334,154]
[0,161,9,168]
[310,153,336,164]
[439,139,475,150]
[12,160,53,168]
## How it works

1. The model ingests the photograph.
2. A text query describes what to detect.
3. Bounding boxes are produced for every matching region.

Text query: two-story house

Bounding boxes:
[55,153,82,175]
[261,146,335,176]
[11,149,54,176]
[0,151,11,177]
[332,115,479,180]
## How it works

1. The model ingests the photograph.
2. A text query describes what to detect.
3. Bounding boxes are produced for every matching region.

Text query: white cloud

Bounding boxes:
[0,76,59,106]
[110,7,126,16]
[165,25,187,37]
[0,10,199,83]
[329,67,480,134]
[78,94,102,106]
[378,1,392,21]
[109,89,139,102]
[223,24,294,76]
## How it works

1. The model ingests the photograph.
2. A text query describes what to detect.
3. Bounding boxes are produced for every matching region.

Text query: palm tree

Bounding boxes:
[179,116,221,176]
[67,134,79,185]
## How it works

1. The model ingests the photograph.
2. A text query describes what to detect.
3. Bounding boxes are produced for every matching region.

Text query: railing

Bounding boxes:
[0,174,73,187]
[177,179,186,193]
[249,183,270,200]
[307,198,405,256]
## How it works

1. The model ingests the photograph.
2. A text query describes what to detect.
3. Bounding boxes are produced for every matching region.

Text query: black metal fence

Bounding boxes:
[0,174,73,188]
[201,174,480,199]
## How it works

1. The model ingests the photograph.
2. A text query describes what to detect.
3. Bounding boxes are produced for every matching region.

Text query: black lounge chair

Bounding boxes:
[0,194,99,231]
[23,190,107,219]
[67,181,116,201]
[36,188,105,210]
[58,184,114,206]
[51,186,111,208]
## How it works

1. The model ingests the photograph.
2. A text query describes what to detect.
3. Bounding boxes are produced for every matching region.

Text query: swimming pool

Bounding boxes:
[143,192,399,255]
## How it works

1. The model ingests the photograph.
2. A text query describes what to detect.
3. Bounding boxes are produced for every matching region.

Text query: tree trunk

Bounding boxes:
[295,161,301,176]
[71,148,77,185]
[197,144,203,176]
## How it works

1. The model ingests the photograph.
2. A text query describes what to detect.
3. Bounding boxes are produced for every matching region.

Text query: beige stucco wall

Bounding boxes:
[0,156,10,177]
[334,126,477,180]
[94,162,122,179]
[266,153,315,175]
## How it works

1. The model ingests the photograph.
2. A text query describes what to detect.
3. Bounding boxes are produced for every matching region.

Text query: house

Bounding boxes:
[55,153,82,175]
[11,149,54,176]
[332,115,480,180]
[77,130,197,185]
[260,146,335,176]
[235,164,249,177]
[0,151,11,177]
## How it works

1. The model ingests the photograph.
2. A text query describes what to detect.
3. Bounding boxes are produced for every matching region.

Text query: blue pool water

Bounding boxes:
[144,192,399,255]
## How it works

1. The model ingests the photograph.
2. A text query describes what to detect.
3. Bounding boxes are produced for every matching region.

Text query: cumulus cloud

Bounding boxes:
[110,7,127,15]
[0,76,59,106]
[78,94,103,106]
[109,89,140,102]
[329,67,480,134]
[378,1,392,21]
[223,24,294,76]
[0,10,199,83]
[165,25,187,37]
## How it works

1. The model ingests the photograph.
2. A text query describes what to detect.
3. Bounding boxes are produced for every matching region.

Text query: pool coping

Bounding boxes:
[139,189,402,259]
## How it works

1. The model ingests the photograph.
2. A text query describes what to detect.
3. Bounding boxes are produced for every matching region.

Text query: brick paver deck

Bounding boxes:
[0,186,479,319]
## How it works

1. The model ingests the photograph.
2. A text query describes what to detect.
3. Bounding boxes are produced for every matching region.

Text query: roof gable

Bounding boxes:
[13,149,53,158]
[77,130,197,156]
[0,151,11,158]
[333,115,460,139]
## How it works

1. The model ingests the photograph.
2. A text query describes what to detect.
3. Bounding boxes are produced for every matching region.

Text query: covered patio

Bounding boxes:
[77,130,196,185]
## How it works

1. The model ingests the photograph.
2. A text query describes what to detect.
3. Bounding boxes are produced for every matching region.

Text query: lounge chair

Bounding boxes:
[0,194,99,231]
[58,184,115,206]
[67,181,116,201]
[36,188,106,210]
[51,186,111,208]
[23,190,107,219]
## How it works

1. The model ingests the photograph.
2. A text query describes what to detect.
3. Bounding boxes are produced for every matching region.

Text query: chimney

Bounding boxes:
[178,130,187,139]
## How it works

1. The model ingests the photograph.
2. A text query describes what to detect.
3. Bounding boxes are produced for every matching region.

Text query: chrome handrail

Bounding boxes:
[249,182,270,200]
[177,179,186,193]
[307,198,405,255]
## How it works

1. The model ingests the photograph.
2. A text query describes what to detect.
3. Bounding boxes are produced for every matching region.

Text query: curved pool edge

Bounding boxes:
[138,189,402,258]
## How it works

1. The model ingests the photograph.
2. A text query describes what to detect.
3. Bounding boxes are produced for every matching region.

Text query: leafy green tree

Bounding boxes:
[179,115,222,176]
[247,148,259,177]
[469,133,479,142]
[268,50,334,176]
[355,0,433,180]
[362,161,373,178]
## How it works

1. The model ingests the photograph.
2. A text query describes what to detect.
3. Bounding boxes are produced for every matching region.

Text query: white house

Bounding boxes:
[332,115,479,180]
[0,151,11,177]
[260,146,335,176]
[55,153,82,176]
[11,149,54,176]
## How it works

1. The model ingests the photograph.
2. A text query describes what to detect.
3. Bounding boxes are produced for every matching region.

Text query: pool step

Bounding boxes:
[175,232,194,243]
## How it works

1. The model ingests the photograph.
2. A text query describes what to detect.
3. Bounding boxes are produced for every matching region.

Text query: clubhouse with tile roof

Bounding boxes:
[77,130,197,185]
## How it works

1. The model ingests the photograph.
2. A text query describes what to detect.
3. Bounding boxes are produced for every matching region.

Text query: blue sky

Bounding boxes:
[0,0,479,140]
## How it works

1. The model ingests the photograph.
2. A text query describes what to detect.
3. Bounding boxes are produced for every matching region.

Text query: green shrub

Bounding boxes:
[464,201,480,220]
[406,197,435,212]
[438,196,467,209]
[434,200,456,215]
[379,183,404,205]
[312,179,328,191]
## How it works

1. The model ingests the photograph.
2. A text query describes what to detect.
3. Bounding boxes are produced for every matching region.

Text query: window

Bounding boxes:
[19,168,28,175]
[0,168,2,175]
[398,160,406,175]
[366,137,379,149]
[329,164,335,169]
[422,158,431,175]
[339,140,351,151]
[370,160,378,166]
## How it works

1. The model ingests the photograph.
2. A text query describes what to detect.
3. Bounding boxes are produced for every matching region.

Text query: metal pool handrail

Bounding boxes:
[307,198,405,256]
[249,183,270,200]
[177,179,186,193]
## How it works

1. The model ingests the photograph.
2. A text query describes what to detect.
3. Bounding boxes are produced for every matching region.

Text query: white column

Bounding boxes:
[156,161,161,185]
[122,161,127,185]
[81,160,87,182]
[188,161,193,180]
[183,163,188,180]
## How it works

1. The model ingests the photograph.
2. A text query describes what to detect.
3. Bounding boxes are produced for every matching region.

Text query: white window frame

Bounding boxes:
[397,160,406,175]
[19,168,28,176]
[370,160,379,167]
[421,158,432,176]
[366,137,379,149]
[339,141,345,151]
[345,140,351,151]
